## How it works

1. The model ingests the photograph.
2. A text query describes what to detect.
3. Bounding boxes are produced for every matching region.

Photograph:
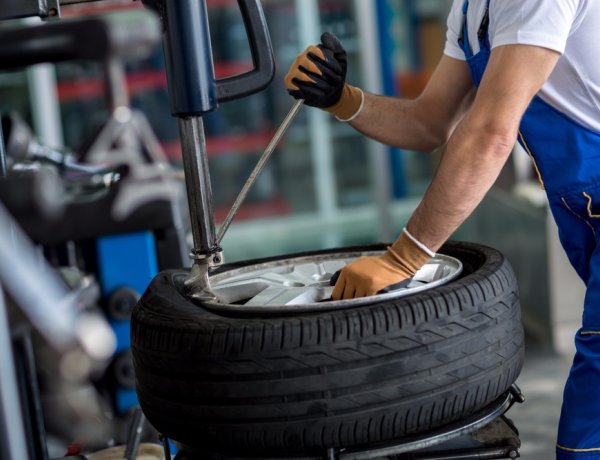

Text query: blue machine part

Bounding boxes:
[97,231,158,301]
[115,390,140,415]
[96,231,159,414]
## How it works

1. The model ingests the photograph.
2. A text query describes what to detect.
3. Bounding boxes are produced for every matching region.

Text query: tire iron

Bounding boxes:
[215,99,304,244]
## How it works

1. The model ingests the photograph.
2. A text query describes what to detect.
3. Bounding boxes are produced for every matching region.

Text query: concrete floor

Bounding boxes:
[508,349,573,460]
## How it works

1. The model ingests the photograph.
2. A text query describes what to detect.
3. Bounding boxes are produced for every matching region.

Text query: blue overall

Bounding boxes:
[460,1,600,457]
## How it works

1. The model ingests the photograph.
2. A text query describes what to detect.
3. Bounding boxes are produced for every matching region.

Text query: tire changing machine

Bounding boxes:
[142,1,527,459]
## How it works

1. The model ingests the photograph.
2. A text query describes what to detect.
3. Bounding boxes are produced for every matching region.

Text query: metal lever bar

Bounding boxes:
[216,99,303,244]
[123,408,145,460]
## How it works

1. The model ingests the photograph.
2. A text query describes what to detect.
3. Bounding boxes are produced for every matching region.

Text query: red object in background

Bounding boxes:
[56,70,167,102]
[161,129,276,160]
[65,441,83,456]
[56,61,253,103]
[60,1,143,18]
[215,197,291,223]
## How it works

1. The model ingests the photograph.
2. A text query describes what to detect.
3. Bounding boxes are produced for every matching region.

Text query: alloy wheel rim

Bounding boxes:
[199,250,463,313]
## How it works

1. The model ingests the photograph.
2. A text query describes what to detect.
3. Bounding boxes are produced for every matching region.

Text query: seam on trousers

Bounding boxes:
[583,192,600,218]
[558,443,600,452]
[561,197,596,236]
[518,131,545,189]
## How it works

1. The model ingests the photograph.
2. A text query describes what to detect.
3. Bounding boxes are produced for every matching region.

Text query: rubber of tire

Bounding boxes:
[131,242,524,457]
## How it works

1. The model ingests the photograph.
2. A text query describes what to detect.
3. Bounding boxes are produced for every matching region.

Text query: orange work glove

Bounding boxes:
[284,32,363,121]
[332,229,434,300]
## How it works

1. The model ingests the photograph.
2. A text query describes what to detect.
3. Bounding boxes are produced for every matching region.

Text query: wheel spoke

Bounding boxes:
[245,285,331,306]
[413,263,445,283]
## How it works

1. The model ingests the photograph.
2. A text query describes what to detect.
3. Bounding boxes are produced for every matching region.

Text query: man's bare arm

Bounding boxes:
[406,44,560,251]
[349,56,476,152]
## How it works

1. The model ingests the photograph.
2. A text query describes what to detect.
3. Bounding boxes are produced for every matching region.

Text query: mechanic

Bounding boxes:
[285,0,600,458]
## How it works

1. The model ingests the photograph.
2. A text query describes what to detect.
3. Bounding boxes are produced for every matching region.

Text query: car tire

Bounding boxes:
[131,241,523,457]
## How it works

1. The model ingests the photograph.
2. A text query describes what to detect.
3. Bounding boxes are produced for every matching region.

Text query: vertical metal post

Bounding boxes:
[0,288,30,460]
[123,407,145,460]
[159,0,222,297]
[157,0,274,295]
[161,0,220,262]
[0,114,7,178]
[12,327,50,460]
[355,0,393,242]
[324,448,339,460]
[177,117,220,263]
[104,58,131,113]
[295,0,341,249]
[27,36,64,150]
[295,0,338,221]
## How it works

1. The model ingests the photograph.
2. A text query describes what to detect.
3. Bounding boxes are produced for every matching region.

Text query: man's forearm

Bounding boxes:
[346,56,476,152]
[406,120,515,252]
[348,93,444,152]
[404,45,560,251]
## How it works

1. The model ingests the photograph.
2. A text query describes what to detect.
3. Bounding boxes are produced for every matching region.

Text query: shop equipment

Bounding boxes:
[137,1,526,459]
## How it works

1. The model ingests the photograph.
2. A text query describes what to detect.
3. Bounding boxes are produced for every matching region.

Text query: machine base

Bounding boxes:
[168,385,523,460]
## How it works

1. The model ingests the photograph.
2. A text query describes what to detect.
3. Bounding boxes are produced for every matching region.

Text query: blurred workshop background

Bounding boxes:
[0,1,581,458]
[3,0,579,353]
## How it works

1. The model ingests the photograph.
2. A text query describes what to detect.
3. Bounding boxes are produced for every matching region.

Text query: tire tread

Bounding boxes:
[131,242,524,456]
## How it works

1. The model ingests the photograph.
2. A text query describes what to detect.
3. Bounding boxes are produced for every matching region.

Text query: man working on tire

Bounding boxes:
[285,0,600,458]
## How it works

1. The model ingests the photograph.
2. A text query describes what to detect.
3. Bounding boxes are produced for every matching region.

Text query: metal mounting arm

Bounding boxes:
[150,0,275,298]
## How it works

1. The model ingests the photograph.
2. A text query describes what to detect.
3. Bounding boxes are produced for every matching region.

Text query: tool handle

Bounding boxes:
[216,0,275,103]
[161,0,274,116]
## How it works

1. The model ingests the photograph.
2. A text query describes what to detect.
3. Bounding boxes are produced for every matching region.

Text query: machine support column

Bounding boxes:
[178,117,221,264]
[148,0,275,298]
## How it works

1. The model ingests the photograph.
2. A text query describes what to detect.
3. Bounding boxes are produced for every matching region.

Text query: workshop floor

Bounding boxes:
[510,348,573,460]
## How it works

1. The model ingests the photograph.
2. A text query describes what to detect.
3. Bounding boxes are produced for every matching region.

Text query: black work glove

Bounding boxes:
[284,32,363,120]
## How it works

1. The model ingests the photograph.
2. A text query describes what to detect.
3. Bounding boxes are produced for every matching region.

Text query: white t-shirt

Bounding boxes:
[444,0,600,132]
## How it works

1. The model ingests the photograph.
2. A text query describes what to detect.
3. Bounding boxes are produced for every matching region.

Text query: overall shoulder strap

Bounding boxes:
[477,0,491,51]
[458,0,492,57]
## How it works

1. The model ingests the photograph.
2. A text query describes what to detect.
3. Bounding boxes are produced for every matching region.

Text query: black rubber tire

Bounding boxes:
[131,242,524,457]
